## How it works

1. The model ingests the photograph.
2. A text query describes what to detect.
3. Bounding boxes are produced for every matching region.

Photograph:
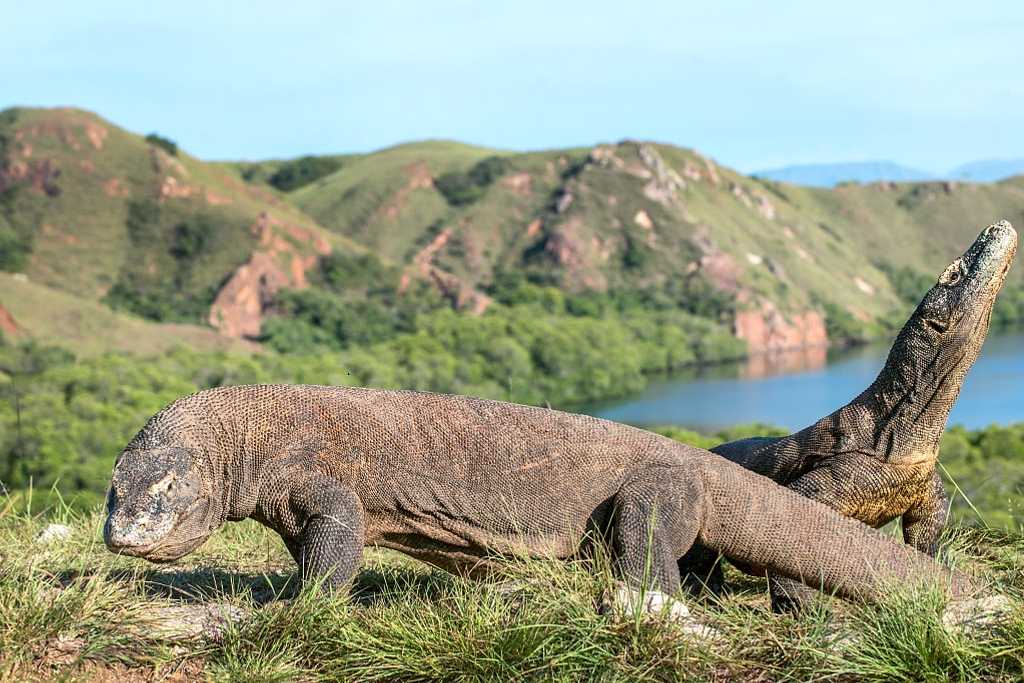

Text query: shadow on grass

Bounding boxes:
[52,562,458,609]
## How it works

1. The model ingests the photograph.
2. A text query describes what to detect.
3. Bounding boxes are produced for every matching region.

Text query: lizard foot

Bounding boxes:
[606,583,720,641]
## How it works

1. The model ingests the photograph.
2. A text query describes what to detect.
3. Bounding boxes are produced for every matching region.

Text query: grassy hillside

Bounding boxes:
[0,107,355,326]
[288,138,1024,331]
[0,273,256,357]
[3,105,1023,358]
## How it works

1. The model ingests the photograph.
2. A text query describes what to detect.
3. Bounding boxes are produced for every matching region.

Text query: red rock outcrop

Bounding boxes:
[0,304,22,337]
[734,302,828,353]
[401,225,491,314]
[208,213,333,338]
[501,172,532,196]
[0,158,61,196]
[208,253,291,338]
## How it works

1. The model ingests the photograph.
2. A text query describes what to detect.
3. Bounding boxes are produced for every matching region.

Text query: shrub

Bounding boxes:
[145,133,177,156]
[820,301,870,346]
[0,188,32,271]
[434,156,509,206]
[268,156,342,192]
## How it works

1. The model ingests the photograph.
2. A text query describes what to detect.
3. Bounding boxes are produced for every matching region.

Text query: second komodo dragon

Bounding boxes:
[104,384,978,617]
[681,220,1017,612]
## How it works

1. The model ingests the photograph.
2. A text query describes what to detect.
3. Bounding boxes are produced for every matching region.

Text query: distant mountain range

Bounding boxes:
[756,159,1024,187]
[948,159,1024,182]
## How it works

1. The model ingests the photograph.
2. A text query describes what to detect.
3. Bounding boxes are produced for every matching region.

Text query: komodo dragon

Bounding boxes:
[103,384,977,616]
[680,220,1017,612]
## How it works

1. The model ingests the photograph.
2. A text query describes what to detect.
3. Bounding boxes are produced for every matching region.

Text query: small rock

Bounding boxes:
[943,594,1014,631]
[35,523,73,545]
[607,584,720,641]
[633,210,654,230]
[854,277,875,295]
[555,191,574,214]
[139,603,251,642]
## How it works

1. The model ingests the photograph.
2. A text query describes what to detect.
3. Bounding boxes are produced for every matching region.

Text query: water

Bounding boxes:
[585,330,1024,431]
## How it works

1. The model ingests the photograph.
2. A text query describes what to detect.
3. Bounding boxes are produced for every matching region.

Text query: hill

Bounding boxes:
[753,160,935,186]
[951,159,1024,182]
[288,139,1024,351]
[3,106,1024,360]
[0,107,361,339]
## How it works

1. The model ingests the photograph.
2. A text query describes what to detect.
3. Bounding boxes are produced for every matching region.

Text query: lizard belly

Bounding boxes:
[844,462,936,527]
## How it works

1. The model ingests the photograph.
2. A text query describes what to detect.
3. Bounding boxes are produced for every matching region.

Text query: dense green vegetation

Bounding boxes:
[433,155,510,205]
[144,132,177,156]
[0,187,33,271]
[268,155,344,192]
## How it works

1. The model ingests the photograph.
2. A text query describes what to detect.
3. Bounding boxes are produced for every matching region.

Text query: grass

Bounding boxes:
[3,501,1024,682]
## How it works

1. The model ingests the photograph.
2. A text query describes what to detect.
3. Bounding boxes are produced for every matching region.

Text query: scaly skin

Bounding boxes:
[680,221,1017,612]
[104,385,975,609]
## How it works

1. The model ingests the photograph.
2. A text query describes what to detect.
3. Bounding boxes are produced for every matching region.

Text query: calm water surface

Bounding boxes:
[585,330,1024,431]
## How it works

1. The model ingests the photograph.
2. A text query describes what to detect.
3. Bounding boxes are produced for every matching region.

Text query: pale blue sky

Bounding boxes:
[2,1,1022,172]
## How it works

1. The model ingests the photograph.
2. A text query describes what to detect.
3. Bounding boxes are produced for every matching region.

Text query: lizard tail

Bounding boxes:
[693,458,975,603]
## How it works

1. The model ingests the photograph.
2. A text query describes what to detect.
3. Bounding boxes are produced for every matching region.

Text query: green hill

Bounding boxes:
[2,105,1023,358]
[0,272,256,357]
[0,107,358,333]
[286,138,1024,349]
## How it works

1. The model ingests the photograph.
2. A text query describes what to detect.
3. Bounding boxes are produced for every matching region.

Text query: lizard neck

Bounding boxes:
[792,320,983,465]
[785,222,1015,466]
[194,396,261,522]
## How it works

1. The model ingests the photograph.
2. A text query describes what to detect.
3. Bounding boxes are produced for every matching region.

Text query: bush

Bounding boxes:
[0,222,30,271]
[820,301,871,346]
[434,156,509,206]
[103,201,224,323]
[0,188,32,271]
[145,133,177,156]
[268,156,342,192]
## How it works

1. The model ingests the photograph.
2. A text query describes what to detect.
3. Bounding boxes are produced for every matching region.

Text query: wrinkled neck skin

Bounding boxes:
[794,304,991,465]
[782,222,1015,468]
[188,402,262,525]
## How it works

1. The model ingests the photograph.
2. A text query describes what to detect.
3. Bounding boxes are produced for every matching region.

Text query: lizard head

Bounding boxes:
[877,220,1016,448]
[910,220,1016,346]
[103,438,219,563]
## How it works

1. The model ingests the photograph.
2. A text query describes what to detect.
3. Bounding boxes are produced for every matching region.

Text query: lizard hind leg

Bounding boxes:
[608,468,705,605]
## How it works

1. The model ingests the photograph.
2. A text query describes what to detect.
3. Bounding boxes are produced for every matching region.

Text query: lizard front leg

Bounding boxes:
[902,469,948,556]
[262,470,366,594]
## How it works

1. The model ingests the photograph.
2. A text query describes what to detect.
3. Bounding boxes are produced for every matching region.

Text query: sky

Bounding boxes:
[2,0,1022,173]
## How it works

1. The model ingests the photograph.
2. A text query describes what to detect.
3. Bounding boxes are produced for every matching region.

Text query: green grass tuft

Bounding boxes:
[4,502,1024,681]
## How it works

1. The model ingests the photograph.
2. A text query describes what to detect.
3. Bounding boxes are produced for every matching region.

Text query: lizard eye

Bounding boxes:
[939,259,964,287]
